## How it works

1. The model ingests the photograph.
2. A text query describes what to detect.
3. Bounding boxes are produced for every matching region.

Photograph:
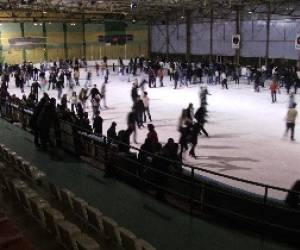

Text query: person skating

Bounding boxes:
[134,95,145,128]
[85,70,92,88]
[221,71,228,89]
[269,79,279,103]
[100,83,108,108]
[142,91,152,122]
[194,105,209,137]
[69,91,78,113]
[131,81,139,103]
[79,88,88,112]
[284,103,298,141]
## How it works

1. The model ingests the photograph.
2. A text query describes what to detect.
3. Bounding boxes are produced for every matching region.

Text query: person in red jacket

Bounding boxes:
[269,80,279,103]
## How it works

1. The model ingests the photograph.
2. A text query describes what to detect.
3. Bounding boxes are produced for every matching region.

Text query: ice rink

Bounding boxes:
[7,66,300,199]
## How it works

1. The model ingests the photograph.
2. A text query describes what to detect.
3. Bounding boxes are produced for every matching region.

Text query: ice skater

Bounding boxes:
[269,79,279,103]
[284,103,298,141]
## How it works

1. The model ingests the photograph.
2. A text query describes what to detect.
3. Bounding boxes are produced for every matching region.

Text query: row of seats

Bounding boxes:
[0,144,156,250]
[50,183,155,250]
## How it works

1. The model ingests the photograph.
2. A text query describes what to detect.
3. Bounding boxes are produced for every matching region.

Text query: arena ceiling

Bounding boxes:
[1,0,300,22]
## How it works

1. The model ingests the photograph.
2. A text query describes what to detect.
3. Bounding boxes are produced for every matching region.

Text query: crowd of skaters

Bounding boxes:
[0,55,298,160]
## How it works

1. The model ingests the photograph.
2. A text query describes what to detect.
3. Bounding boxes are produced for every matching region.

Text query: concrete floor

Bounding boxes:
[0,118,297,250]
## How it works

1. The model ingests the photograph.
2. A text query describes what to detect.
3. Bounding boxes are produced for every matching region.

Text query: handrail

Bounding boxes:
[3,101,300,197]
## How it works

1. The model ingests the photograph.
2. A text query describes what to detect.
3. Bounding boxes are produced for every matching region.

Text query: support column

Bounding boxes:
[235,7,241,66]
[166,19,170,58]
[63,23,68,59]
[0,30,3,63]
[42,22,48,61]
[20,23,26,62]
[209,9,214,63]
[265,2,271,67]
[82,22,86,59]
[148,22,152,58]
[186,11,191,61]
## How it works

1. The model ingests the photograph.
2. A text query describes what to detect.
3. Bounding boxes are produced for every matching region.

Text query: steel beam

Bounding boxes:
[20,23,26,62]
[186,10,191,61]
[265,1,271,67]
[63,22,68,59]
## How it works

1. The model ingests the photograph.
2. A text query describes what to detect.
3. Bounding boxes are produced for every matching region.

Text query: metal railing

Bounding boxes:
[1,100,300,241]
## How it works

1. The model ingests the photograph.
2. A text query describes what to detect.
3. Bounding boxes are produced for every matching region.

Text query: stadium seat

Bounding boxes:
[48,182,62,201]
[15,156,24,170]
[7,151,17,167]
[71,196,88,220]
[21,161,31,175]
[17,187,39,211]
[43,207,65,237]
[136,239,156,250]
[86,206,104,234]
[76,234,101,250]
[102,216,121,245]
[28,197,50,227]
[60,188,75,209]
[9,179,27,201]
[119,227,138,250]
[57,221,82,250]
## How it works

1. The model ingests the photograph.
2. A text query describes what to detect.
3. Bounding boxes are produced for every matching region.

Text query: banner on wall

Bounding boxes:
[98,35,133,45]
[232,34,240,49]
[8,37,46,49]
[295,34,300,50]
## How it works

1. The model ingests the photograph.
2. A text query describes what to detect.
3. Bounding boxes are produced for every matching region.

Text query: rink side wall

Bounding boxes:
[150,18,300,61]
[0,22,148,64]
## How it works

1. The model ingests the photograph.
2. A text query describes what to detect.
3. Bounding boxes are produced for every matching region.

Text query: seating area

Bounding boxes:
[0,143,156,250]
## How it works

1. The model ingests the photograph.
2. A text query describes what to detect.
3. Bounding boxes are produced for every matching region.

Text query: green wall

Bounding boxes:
[0,22,148,64]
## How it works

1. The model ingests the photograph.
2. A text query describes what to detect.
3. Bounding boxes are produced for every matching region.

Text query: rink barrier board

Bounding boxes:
[2,102,300,242]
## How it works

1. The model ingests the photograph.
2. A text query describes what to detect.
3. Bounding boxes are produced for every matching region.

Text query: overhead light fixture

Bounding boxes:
[43,10,47,14]
[248,11,252,14]
[34,23,38,26]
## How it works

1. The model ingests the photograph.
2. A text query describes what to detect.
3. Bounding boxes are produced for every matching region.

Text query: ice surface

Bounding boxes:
[6,65,300,199]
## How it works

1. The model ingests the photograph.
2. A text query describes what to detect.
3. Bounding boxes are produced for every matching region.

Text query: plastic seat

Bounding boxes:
[21,161,31,175]
[48,182,62,201]
[43,207,64,237]
[71,196,88,220]
[60,189,75,209]
[15,156,24,170]
[9,179,27,201]
[7,151,17,168]
[119,227,138,250]
[76,234,101,250]
[119,227,137,250]
[136,239,156,250]
[17,187,39,211]
[57,221,82,250]
[29,197,50,227]
[102,216,121,245]
[86,206,104,233]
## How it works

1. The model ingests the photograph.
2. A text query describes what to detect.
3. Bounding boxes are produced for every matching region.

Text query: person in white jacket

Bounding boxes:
[141,91,152,122]
[285,103,298,141]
